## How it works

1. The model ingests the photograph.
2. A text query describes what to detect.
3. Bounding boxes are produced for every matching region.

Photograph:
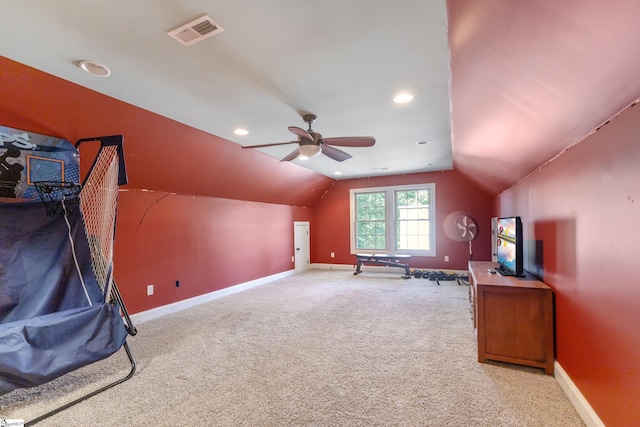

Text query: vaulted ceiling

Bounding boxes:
[448,0,640,194]
[2,1,640,196]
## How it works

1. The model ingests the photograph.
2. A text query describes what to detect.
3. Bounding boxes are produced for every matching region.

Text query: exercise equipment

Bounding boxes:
[354,254,412,279]
[420,270,465,285]
[0,128,136,425]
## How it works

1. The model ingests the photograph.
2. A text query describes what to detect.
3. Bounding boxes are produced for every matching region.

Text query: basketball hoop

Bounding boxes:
[34,181,82,217]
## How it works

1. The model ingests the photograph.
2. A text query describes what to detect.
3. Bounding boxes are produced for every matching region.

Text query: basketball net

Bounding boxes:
[80,145,119,301]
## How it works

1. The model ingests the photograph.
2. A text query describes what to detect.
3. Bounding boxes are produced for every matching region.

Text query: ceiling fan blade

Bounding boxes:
[288,126,313,141]
[242,141,297,149]
[319,136,375,147]
[321,144,352,162]
[280,148,300,162]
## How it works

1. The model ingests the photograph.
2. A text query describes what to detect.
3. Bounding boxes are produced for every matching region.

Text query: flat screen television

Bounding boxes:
[496,216,524,276]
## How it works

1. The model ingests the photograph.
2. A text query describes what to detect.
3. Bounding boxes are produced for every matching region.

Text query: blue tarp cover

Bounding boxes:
[0,201,127,395]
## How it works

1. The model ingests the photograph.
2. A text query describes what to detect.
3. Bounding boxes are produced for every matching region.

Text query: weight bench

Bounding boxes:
[354,254,412,279]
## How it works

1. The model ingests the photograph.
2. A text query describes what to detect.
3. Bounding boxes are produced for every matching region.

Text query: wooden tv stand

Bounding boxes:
[468,261,554,375]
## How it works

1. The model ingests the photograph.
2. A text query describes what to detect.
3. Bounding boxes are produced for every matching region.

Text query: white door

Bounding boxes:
[294,221,310,273]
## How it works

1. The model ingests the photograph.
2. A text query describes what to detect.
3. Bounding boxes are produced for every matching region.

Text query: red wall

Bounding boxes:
[312,170,494,270]
[114,190,311,313]
[0,56,322,314]
[497,103,640,426]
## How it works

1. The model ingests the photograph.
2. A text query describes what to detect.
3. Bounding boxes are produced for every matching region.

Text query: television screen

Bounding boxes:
[496,216,523,276]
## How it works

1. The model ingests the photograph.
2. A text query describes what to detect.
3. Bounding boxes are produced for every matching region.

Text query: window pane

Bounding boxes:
[355,192,386,250]
[356,192,385,220]
[417,207,429,220]
[395,189,430,251]
[356,220,385,250]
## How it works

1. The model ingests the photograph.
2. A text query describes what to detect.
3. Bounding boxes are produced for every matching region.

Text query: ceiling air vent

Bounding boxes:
[167,14,224,47]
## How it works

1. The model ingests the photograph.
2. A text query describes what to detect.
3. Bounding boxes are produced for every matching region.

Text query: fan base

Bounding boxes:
[302,114,317,124]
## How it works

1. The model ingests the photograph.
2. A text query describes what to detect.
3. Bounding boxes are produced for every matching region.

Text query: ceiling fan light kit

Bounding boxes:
[242,113,375,163]
[298,144,322,158]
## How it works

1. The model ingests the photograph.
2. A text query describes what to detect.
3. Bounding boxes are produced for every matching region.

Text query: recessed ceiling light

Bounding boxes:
[426,162,434,166]
[416,140,430,145]
[78,60,111,77]
[393,93,414,104]
[234,128,249,136]
[372,167,389,171]
[334,171,342,175]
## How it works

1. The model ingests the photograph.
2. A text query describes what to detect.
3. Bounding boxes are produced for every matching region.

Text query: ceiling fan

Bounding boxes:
[242,114,375,162]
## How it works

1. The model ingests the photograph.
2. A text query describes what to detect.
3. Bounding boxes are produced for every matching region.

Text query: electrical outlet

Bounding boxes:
[147,284,154,295]
[331,252,335,258]
[444,256,449,262]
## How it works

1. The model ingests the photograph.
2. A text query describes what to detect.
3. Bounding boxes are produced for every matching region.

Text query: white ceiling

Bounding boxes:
[0,1,452,180]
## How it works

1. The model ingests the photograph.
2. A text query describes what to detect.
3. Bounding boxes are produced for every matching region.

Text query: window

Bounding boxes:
[354,191,386,250]
[350,183,435,256]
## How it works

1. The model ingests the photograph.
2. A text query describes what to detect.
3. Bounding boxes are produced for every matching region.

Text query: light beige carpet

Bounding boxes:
[1,269,584,426]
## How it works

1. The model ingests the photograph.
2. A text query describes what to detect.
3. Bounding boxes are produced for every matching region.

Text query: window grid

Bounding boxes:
[350,184,435,256]
[395,189,430,251]
[355,192,386,250]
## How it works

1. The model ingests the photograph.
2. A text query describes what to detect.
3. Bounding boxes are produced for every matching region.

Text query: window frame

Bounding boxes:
[349,183,436,256]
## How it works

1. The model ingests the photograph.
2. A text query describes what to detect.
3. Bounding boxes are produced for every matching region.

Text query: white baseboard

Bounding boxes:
[312,263,467,277]
[555,361,604,427]
[130,269,296,324]
[311,263,355,271]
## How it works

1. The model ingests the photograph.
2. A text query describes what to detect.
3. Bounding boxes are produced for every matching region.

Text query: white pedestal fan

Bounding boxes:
[455,214,478,260]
